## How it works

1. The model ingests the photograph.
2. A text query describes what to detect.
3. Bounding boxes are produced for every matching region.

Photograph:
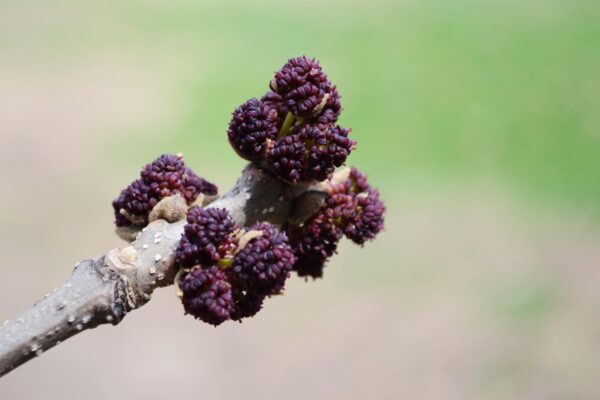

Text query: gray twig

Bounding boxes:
[0,164,324,377]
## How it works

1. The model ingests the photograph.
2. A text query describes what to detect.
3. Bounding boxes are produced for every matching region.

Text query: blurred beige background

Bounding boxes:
[1,0,600,399]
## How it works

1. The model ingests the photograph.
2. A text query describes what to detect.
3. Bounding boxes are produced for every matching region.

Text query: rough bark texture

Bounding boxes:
[0,163,326,377]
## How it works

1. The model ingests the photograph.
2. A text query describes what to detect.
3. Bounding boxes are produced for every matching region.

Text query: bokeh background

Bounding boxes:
[1,0,599,398]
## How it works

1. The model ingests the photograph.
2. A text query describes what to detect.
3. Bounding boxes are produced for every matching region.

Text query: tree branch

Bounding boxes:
[0,163,325,377]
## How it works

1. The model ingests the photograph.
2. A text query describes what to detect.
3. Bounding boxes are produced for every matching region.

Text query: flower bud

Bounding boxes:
[175,207,239,268]
[230,222,295,296]
[227,98,279,161]
[270,56,332,118]
[113,154,217,228]
[178,266,235,326]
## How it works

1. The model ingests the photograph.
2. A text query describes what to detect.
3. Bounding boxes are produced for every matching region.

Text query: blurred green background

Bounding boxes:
[1,0,599,399]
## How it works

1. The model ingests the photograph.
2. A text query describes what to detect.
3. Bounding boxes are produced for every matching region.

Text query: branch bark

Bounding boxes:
[0,163,326,377]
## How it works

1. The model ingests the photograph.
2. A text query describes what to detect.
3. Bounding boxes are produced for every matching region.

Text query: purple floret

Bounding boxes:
[230,222,295,296]
[270,56,332,118]
[179,266,235,326]
[113,154,217,227]
[176,207,239,268]
[227,98,280,161]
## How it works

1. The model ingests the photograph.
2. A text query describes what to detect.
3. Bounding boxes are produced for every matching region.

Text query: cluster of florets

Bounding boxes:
[111,57,386,328]
[175,207,295,326]
[227,99,279,161]
[112,154,217,227]
[227,56,355,184]
[270,56,332,118]
[287,167,385,278]
[178,266,233,326]
[176,207,238,267]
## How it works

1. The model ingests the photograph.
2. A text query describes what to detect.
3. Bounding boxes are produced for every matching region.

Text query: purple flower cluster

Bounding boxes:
[267,123,353,183]
[230,222,296,296]
[227,56,355,184]
[176,207,238,268]
[179,266,234,326]
[113,154,217,227]
[175,207,295,326]
[270,56,332,118]
[227,98,279,161]
[288,167,385,278]
[112,57,386,328]
[289,210,343,279]
[329,168,385,245]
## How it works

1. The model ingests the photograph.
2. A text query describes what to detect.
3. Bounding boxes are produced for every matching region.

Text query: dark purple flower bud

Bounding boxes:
[266,123,355,183]
[270,56,332,118]
[266,134,306,183]
[303,124,354,182]
[340,189,385,245]
[176,207,239,268]
[227,98,279,161]
[113,154,217,227]
[112,179,154,227]
[287,166,385,277]
[289,210,343,279]
[176,218,295,324]
[230,290,265,321]
[230,222,295,296]
[327,168,385,244]
[179,266,235,326]
[141,154,217,202]
[140,153,184,182]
